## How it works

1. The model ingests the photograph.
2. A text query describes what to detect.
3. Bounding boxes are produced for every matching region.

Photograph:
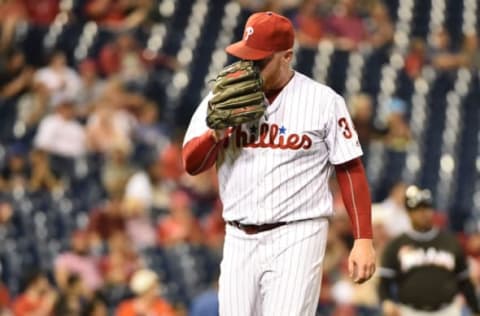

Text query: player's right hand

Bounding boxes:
[348,238,376,283]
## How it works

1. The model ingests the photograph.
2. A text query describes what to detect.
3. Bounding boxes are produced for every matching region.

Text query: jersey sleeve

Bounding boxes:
[325,94,363,165]
[183,92,212,146]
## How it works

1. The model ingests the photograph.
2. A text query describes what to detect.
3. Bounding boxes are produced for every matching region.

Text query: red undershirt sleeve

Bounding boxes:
[182,130,223,175]
[334,157,373,239]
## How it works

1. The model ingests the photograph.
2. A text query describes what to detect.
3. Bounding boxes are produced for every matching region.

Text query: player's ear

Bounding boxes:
[282,49,294,63]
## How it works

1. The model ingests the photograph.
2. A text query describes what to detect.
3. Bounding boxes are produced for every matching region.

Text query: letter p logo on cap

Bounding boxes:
[244,26,254,41]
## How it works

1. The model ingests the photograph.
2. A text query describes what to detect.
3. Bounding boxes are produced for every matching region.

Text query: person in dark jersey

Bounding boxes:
[378,185,480,316]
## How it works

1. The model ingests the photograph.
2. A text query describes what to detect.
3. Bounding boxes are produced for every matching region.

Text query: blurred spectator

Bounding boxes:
[366,2,393,49]
[158,140,184,183]
[53,274,86,316]
[404,37,427,79]
[0,49,33,100]
[23,0,60,26]
[180,167,219,216]
[460,31,479,70]
[383,97,411,151]
[0,280,11,316]
[97,78,147,113]
[29,148,62,192]
[100,231,142,288]
[134,102,170,154]
[11,271,57,316]
[84,0,152,31]
[189,286,219,316]
[124,151,172,213]
[101,146,135,196]
[0,202,13,226]
[82,294,109,316]
[0,143,30,191]
[325,0,367,51]
[86,100,136,156]
[372,181,411,238]
[15,80,50,139]
[428,27,467,72]
[237,0,303,12]
[157,190,204,246]
[54,230,103,294]
[0,0,27,52]
[33,97,87,158]
[34,51,81,104]
[75,59,106,119]
[0,145,60,193]
[348,93,377,149]
[115,269,176,316]
[98,32,148,89]
[87,193,127,243]
[293,0,326,48]
[201,198,225,251]
[122,155,163,249]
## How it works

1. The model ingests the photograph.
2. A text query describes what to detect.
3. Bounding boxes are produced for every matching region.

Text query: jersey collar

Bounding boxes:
[406,227,440,241]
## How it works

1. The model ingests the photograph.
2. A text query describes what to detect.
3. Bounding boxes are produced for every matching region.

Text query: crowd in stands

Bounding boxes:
[0,0,479,315]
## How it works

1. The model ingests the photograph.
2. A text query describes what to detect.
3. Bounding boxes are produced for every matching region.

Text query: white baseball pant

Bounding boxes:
[218,218,328,316]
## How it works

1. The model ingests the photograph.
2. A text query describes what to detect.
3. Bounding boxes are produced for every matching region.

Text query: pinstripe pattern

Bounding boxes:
[184,71,362,315]
[218,218,329,316]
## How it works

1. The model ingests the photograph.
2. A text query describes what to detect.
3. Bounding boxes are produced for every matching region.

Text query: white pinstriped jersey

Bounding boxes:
[184,72,362,224]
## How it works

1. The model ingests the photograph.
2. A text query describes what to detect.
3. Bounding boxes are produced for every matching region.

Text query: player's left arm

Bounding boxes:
[325,93,375,283]
[335,157,376,284]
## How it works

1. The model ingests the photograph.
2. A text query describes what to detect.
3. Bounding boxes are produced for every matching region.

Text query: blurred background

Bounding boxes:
[0,0,479,315]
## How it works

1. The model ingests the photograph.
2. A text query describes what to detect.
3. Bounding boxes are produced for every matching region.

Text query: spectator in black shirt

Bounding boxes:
[0,49,33,100]
[0,143,30,191]
[378,185,480,316]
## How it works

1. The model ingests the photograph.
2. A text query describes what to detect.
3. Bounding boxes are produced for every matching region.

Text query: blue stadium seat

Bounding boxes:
[327,49,350,95]
[295,47,317,79]
[444,0,465,50]
[410,0,432,39]
[419,73,453,194]
[161,0,195,56]
[361,47,389,97]
[451,75,480,229]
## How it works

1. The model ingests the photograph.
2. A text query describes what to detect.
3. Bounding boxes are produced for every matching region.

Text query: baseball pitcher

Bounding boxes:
[182,11,375,316]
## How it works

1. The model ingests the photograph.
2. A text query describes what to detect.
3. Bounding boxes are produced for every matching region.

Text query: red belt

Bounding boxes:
[227,221,287,234]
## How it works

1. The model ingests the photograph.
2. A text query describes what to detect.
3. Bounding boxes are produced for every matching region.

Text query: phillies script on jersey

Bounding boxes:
[222,123,312,150]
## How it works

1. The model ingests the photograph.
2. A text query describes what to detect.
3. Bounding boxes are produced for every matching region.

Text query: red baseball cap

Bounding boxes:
[226,11,295,60]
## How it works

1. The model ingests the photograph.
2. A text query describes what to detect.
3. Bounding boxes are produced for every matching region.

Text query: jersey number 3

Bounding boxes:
[338,117,353,139]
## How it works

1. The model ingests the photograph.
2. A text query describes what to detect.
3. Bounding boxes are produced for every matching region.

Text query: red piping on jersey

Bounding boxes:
[335,158,373,239]
[182,131,223,175]
[346,169,361,237]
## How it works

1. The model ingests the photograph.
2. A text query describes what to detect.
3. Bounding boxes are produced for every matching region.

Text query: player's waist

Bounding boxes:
[226,220,287,234]
[222,209,333,225]
[225,216,327,235]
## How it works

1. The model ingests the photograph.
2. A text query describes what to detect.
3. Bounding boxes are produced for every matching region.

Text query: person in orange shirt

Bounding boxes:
[116,269,176,316]
[11,271,57,316]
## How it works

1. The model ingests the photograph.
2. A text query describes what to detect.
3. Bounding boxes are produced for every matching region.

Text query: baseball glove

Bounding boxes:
[206,60,266,130]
